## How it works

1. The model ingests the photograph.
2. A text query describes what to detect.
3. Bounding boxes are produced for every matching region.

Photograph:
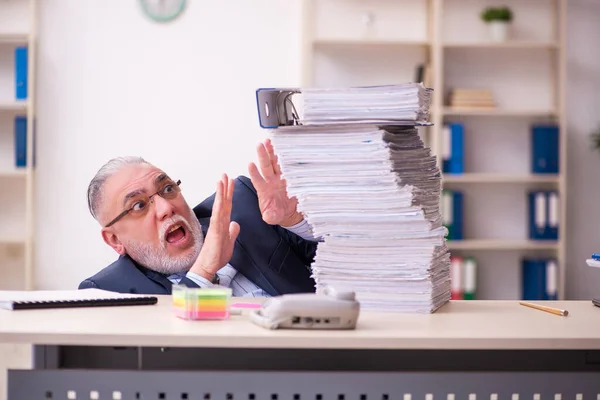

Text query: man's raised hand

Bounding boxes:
[191,174,240,281]
[248,139,303,227]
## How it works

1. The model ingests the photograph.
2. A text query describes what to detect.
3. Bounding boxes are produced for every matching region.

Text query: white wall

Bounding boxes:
[34,0,303,289]
[565,0,600,299]
[32,0,600,298]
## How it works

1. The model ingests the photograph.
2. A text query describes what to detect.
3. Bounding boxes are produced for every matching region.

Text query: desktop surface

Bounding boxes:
[0,297,599,350]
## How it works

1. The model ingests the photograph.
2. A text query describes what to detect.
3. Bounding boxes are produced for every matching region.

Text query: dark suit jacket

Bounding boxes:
[78,176,317,296]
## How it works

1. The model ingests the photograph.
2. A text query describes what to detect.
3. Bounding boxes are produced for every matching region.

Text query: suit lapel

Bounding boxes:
[124,255,172,293]
[142,269,173,292]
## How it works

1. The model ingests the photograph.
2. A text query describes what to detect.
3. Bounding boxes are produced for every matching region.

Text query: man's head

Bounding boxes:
[88,157,203,275]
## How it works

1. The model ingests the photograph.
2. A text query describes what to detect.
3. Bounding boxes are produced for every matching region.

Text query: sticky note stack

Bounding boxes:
[172,285,232,320]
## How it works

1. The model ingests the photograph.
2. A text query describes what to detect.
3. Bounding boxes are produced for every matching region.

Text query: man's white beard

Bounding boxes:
[123,209,204,275]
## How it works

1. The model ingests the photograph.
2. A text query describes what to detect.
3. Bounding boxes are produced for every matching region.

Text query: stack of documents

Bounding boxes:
[259,83,451,313]
[300,84,433,125]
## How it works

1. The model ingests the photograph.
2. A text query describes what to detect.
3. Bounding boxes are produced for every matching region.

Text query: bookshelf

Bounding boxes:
[300,0,567,300]
[0,0,36,291]
[0,2,37,397]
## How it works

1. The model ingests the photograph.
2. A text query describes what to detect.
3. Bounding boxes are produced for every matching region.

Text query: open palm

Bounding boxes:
[248,139,302,227]
[190,174,240,280]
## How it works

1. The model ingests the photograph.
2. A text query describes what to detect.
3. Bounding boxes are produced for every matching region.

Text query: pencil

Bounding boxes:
[519,301,569,316]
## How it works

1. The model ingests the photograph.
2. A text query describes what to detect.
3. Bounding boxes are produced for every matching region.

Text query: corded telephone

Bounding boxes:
[249,286,360,330]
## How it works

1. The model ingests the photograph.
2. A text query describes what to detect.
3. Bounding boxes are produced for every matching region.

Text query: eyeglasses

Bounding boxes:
[104,179,182,228]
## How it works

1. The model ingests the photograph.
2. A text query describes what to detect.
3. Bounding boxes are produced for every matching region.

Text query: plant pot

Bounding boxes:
[488,21,509,42]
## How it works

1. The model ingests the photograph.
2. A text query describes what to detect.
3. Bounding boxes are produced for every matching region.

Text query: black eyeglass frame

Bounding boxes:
[104,179,182,228]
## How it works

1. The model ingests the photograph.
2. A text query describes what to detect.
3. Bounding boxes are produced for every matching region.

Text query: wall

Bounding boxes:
[565,0,600,299]
[32,0,600,298]
[34,0,303,289]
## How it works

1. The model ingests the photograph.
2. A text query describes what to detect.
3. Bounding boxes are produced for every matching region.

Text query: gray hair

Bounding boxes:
[87,156,149,221]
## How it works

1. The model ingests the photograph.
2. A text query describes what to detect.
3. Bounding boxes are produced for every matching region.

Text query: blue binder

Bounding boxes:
[451,191,464,240]
[546,190,559,240]
[442,190,463,240]
[522,258,558,300]
[15,46,27,100]
[528,191,546,240]
[528,191,559,240]
[14,116,27,167]
[531,124,559,174]
[442,123,464,174]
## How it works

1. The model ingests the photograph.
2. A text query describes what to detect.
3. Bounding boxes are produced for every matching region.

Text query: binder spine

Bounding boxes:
[442,123,464,174]
[15,46,27,100]
[531,124,559,174]
[528,191,548,240]
[545,259,558,300]
[462,257,477,300]
[452,191,464,240]
[449,123,464,173]
[442,190,453,239]
[14,116,27,167]
[450,255,463,300]
[522,258,546,300]
[547,191,559,240]
[442,125,451,173]
[442,190,463,240]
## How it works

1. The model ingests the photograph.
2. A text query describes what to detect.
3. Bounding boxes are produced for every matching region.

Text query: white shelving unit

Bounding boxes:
[301,0,567,300]
[0,0,36,292]
[0,3,37,397]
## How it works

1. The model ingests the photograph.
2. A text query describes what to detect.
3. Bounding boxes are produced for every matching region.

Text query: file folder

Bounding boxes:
[547,191,559,240]
[522,258,545,300]
[462,257,477,300]
[442,123,464,174]
[450,255,463,300]
[442,190,463,240]
[528,191,559,240]
[545,259,558,300]
[255,85,434,129]
[531,124,559,174]
[15,46,27,100]
[522,258,558,300]
[14,116,26,167]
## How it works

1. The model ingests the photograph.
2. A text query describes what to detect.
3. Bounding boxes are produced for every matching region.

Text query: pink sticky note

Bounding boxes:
[231,302,262,309]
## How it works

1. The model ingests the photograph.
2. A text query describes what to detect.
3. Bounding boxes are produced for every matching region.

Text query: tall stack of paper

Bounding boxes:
[260,83,451,313]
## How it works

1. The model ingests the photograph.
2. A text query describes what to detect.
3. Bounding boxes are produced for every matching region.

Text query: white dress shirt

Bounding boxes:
[168,219,318,297]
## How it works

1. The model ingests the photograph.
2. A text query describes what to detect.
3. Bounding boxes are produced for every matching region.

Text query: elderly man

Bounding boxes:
[79,140,318,296]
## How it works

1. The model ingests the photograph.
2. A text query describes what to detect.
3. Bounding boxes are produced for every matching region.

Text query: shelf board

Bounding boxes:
[443,107,557,117]
[447,239,559,251]
[0,168,27,178]
[313,39,430,47]
[0,100,27,112]
[0,235,25,245]
[443,41,558,49]
[442,173,560,184]
[0,33,28,45]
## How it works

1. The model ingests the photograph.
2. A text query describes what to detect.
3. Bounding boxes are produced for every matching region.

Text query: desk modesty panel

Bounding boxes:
[1,297,599,350]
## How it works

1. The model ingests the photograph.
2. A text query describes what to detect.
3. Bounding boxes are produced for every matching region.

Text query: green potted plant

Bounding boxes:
[480,6,513,42]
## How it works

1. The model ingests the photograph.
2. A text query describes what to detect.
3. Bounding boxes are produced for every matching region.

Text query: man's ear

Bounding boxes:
[101,228,126,255]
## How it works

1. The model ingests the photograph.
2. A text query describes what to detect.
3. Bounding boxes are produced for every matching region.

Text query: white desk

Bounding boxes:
[2,298,600,399]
